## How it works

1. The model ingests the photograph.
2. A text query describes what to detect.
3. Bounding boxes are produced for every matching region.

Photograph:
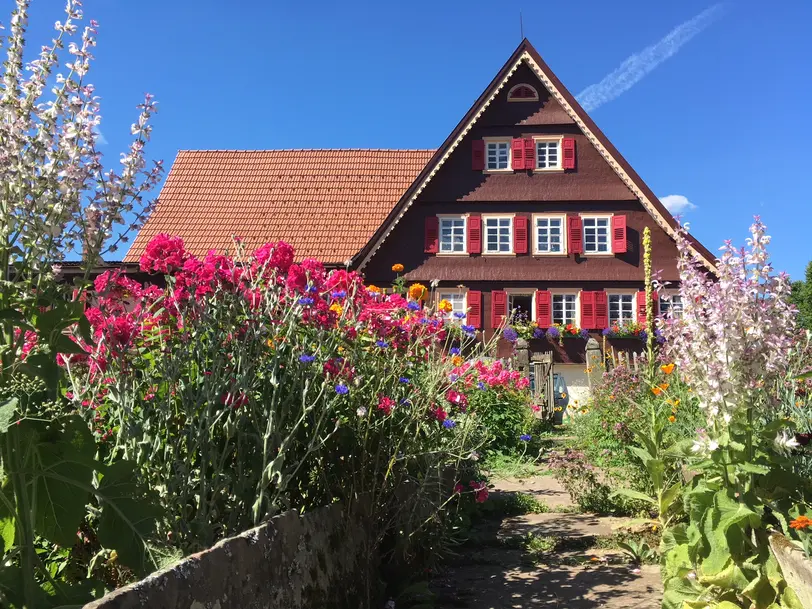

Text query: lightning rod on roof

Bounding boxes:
[519,11,524,40]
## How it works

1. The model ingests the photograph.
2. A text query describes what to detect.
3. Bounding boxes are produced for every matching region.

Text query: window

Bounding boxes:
[552,294,577,325]
[609,294,635,324]
[508,293,533,322]
[582,216,611,254]
[486,141,510,170]
[535,140,561,170]
[660,295,684,318]
[534,216,564,254]
[437,291,467,323]
[439,216,466,254]
[508,84,539,101]
[484,216,512,253]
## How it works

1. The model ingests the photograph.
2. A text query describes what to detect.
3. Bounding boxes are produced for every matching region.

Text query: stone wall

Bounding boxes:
[84,503,373,609]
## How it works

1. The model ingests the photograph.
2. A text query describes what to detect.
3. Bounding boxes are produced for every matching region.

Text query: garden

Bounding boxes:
[1,2,811,609]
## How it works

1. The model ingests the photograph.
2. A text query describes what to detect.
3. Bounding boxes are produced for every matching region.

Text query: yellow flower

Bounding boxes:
[438,299,453,313]
[609,394,615,401]
[367,285,382,294]
[266,338,274,348]
[661,363,675,375]
[667,399,680,407]
[408,283,427,301]
[391,263,404,273]
[329,303,343,315]
[668,415,676,423]
[451,355,463,366]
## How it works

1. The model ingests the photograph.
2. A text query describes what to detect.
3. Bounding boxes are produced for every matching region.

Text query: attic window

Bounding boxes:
[507,84,539,102]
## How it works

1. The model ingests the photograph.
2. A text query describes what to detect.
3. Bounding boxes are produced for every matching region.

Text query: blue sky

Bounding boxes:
[22,0,812,278]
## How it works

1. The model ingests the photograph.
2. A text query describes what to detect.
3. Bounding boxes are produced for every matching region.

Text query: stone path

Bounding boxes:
[432,473,662,608]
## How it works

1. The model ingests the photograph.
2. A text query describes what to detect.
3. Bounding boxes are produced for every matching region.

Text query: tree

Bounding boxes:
[790,261,812,329]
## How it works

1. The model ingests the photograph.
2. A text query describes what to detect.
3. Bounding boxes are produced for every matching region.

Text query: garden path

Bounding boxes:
[432,472,662,608]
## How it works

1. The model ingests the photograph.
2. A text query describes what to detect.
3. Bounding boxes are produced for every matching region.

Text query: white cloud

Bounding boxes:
[660,194,697,214]
[576,4,724,112]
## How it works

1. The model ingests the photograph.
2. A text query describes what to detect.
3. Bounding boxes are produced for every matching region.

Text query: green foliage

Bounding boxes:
[616,537,658,565]
[483,492,549,518]
[790,261,812,329]
[468,387,536,455]
[483,452,542,479]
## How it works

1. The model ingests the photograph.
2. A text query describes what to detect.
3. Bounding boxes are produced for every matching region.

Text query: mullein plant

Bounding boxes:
[657,219,807,609]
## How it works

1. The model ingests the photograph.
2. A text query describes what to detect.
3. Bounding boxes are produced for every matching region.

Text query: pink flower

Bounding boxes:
[445,389,468,411]
[377,396,395,416]
[140,234,187,274]
[432,405,448,422]
[454,483,464,494]
[469,481,489,503]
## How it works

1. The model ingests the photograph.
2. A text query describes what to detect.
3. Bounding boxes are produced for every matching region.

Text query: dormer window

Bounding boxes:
[507,84,539,102]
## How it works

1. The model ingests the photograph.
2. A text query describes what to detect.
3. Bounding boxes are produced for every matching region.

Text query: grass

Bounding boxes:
[480,492,549,519]
[483,452,543,479]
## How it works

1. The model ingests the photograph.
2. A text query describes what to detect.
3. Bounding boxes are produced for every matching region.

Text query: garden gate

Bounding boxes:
[530,352,555,419]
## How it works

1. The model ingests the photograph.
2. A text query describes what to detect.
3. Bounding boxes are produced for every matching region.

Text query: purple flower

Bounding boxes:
[453,312,466,319]
[602,328,612,336]
[461,324,476,334]
[299,354,315,364]
[503,327,519,342]
[307,285,318,293]
[399,377,410,384]
[331,290,347,298]
[449,373,460,383]
[519,434,532,442]
[579,329,589,339]
[298,297,314,306]
[335,384,349,395]
[443,419,457,429]
[407,301,421,311]
[477,381,486,390]
[533,327,545,339]
[450,347,461,355]
[375,340,389,348]
[547,327,560,339]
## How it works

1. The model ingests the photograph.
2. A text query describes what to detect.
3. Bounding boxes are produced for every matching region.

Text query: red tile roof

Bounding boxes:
[125,149,434,264]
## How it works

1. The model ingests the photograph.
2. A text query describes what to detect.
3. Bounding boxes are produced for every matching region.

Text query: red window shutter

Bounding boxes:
[637,291,648,324]
[523,137,535,169]
[594,291,608,329]
[467,290,482,329]
[652,291,659,318]
[612,215,627,254]
[580,291,595,329]
[535,290,552,327]
[424,216,439,253]
[511,138,525,170]
[491,290,507,329]
[567,215,583,254]
[472,139,485,171]
[514,216,528,254]
[562,137,576,170]
[467,214,481,255]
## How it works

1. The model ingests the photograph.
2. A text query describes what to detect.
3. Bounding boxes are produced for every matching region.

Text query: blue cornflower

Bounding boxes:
[453,312,466,319]
[503,327,519,342]
[298,297,314,306]
[477,381,486,391]
[449,373,460,383]
[419,318,429,325]
[461,324,476,334]
[519,434,532,442]
[449,347,461,355]
[399,377,410,384]
[331,290,347,298]
[443,419,457,429]
[407,301,421,311]
[307,285,318,293]
[335,384,349,395]
[375,340,389,348]
[400,398,412,407]
[299,354,315,364]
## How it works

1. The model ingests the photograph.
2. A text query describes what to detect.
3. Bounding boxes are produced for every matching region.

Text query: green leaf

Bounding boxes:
[715,602,745,609]
[741,572,777,609]
[0,397,18,433]
[699,561,749,590]
[18,352,61,389]
[662,574,703,609]
[0,488,15,554]
[660,523,687,554]
[796,370,812,379]
[781,586,804,609]
[609,488,656,505]
[645,458,665,493]
[96,460,163,574]
[737,462,770,475]
[628,445,653,466]
[51,334,87,355]
[27,417,95,546]
[660,480,683,515]
[0,308,24,322]
[715,490,760,533]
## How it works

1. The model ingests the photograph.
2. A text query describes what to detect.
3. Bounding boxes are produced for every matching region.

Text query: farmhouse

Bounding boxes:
[126,38,713,388]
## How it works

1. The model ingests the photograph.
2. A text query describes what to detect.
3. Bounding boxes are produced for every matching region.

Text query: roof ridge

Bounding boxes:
[177,148,437,153]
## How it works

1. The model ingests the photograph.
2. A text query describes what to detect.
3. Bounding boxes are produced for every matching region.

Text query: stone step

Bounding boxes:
[490,475,574,511]
[499,512,627,540]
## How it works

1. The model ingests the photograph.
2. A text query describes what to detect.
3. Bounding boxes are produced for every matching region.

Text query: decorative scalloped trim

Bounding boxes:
[358,53,715,272]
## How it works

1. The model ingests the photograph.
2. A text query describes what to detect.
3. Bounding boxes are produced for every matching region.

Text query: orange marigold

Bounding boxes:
[451,355,463,366]
[790,515,812,530]
[661,363,675,375]
[391,263,404,273]
[668,415,676,423]
[329,303,343,315]
[651,386,664,396]
[408,283,427,301]
[367,285,382,294]
[438,299,453,313]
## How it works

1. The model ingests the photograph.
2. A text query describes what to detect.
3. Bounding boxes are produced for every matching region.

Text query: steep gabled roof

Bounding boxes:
[356,39,715,271]
[124,149,434,264]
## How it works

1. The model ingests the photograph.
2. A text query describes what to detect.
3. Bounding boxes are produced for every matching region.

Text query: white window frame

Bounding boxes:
[659,291,684,319]
[482,214,514,255]
[550,290,579,326]
[504,288,536,322]
[437,214,467,255]
[608,290,637,325]
[533,136,564,171]
[483,137,512,172]
[532,213,567,255]
[436,288,468,324]
[580,214,613,256]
